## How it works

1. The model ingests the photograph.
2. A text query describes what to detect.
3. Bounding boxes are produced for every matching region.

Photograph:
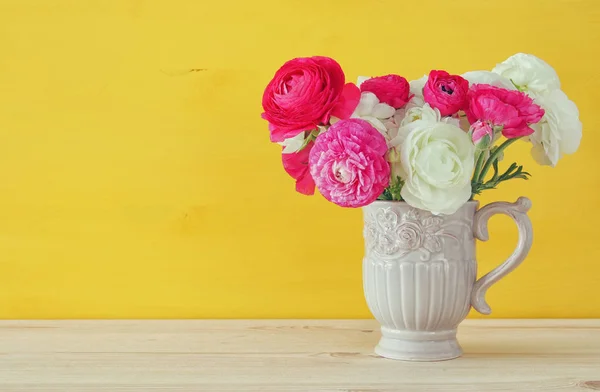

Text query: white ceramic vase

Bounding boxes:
[362,197,532,361]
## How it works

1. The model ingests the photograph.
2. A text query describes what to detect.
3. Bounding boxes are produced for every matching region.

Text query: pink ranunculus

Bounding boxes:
[470,120,494,146]
[281,142,315,195]
[262,56,359,143]
[466,84,545,138]
[423,70,469,116]
[309,119,390,208]
[360,74,411,108]
[332,82,361,119]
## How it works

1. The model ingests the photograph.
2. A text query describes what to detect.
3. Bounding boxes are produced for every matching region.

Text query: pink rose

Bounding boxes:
[281,142,315,195]
[360,74,411,108]
[466,84,545,138]
[262,56,360,142]
[423,70,469,116]
[309,119,390,208]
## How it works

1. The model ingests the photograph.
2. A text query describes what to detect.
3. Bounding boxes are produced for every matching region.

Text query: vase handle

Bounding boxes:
[471,197,533,315]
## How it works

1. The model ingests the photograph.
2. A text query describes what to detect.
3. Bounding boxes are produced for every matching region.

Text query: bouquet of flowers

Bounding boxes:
[261,54,582,215]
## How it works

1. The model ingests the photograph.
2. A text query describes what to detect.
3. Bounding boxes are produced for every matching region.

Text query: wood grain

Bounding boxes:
[0,320,599,391]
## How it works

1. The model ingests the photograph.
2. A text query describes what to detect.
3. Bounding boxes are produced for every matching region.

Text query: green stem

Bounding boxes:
[472,151,485,185]
[477,138,520,184]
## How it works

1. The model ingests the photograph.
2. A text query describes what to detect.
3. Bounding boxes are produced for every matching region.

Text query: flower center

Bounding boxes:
[282,72,305,94]
[440,84,454,95]
[332,162,351,183]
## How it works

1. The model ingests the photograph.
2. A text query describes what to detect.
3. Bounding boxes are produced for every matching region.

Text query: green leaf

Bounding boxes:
[472,159,532,197]
[378,189,393,201]
[379,176,404,201]
[491,159,499,182]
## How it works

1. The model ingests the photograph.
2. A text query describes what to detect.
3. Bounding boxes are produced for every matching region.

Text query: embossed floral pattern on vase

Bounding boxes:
[364,206,463,260]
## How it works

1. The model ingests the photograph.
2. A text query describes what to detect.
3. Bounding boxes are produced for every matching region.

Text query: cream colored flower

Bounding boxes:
[529,89,582,166]
[398,122,475,215]
[492,53,560,95]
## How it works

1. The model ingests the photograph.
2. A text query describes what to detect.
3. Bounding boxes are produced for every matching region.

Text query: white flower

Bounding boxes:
[279,126,327,154]
[382,98,423,142]
[402,103,459,128]
[409,75,428,99]
[462,71,516,90]
[278,131,306,154]
[492,53,560,95]
[355,92,395,118]
[332,92,395,138]
[356,76,370,87]
[529,89,582,167]
[389,103,460,145]
[385,103,463,180]
[398,122,475,215]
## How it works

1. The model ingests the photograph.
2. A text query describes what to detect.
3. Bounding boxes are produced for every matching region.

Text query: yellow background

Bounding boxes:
[0,0,598,319]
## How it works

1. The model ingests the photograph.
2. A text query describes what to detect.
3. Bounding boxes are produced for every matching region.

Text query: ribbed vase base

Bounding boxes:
[375,327,462,361]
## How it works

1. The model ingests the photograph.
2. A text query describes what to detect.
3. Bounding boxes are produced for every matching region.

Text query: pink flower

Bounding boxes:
[360,74,411,108]
[332,83,361,119]
[281,142,315,195]
[470,120,494,147]
[309,119,390,208]
[262,56,360,142]
[423,70,469,116]
[466,84,545,138]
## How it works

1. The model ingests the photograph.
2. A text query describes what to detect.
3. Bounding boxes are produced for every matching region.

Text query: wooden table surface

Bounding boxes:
[0,319,599,391]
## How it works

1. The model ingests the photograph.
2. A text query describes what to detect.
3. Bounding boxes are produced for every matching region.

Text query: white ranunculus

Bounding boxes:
[388,103,460,147]
[529,89,582,167]
[354,92,395,118]
[492,53,560,95]
[401,104,439,127]
[398,122,475,215]
[401,103,459,128]
[409,75,428,99]
[331,92,395,138]
[461,71,516,90]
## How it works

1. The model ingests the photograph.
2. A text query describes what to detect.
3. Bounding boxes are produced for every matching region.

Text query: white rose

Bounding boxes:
[398,122,475,215]
[529,89,582,167]
[462,71,516,90]
[492,53,560,95]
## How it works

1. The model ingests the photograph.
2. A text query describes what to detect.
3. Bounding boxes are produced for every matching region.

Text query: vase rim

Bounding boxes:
[366,200,481,209]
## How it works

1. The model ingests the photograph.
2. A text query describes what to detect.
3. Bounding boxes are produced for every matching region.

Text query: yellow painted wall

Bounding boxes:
[0,0,598,319]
